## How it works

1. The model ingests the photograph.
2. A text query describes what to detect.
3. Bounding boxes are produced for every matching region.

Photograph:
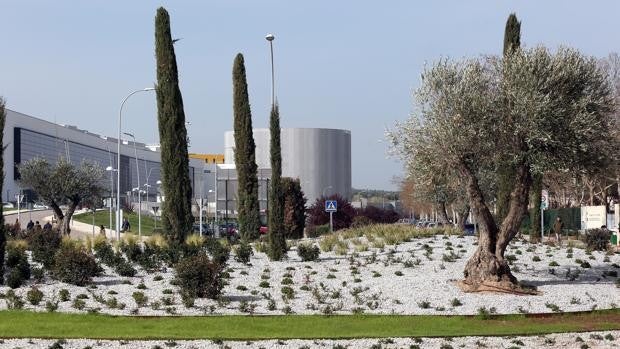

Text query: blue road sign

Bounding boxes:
[325,200,337,212]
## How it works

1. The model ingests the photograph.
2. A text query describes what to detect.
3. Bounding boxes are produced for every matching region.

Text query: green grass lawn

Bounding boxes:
[73,210,160,236]
[0,310,618,340]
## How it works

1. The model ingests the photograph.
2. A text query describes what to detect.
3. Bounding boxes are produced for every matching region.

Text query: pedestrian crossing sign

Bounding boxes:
[325,200,337,212]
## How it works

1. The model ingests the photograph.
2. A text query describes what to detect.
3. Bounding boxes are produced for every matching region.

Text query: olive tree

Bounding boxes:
[19,158,105,236]
[390,47,615,291]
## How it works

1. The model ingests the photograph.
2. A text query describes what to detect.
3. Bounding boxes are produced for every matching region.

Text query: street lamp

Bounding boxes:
[105,166,117,235]
[124,132,142,240]
[265,33,275,106]
[117,87,155,240]
[322,185,333,198]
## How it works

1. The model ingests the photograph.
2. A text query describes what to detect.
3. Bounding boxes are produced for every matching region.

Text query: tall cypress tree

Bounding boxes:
[154,7,194,245]
[232,53,260,240]
[0,99,6,284]
[503,13,521,56]
[267,104,286,260]
[496,13,521,223]
[529,174,543,242]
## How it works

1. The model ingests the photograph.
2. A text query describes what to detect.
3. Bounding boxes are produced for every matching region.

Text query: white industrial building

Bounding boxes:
[2,109,204,207]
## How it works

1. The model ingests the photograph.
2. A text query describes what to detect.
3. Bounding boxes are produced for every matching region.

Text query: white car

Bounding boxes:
[33,203,49,209]
[2,202,14,209]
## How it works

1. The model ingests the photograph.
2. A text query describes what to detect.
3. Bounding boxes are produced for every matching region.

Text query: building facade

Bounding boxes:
[3,109,204,206]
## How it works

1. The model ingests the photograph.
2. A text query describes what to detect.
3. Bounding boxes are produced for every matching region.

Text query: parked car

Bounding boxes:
[33,203,49,209]
[2,202,14,209]
[463,224,477,236]
[219,222,239,240]
[259,225,268,235]
[191,223,214,236]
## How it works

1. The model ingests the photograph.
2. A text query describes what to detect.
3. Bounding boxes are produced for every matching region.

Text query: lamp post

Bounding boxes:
[105,166,117,236]
[117,87,154,240]
[143,166,155,208]
[265,33,275,106]
[124,132,142,240]
[155,180,162,229]
[322,185,332,198]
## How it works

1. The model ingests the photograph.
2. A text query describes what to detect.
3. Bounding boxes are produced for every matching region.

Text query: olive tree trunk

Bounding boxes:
[461,161,531,290]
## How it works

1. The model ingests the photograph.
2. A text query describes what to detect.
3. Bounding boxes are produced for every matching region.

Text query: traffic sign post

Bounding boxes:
[325,200,337,232]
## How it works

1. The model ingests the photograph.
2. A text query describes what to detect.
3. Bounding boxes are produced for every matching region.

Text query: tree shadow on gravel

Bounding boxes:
[519,264,619,287]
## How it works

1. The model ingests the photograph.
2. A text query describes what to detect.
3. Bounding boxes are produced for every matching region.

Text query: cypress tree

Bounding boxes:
[0,99,5,284]
[232,53,260,240]
[154,7,194,245]
[267,104,286,260]
[496,13,521,223]
[503,13,521,56]
[529,174,543,242]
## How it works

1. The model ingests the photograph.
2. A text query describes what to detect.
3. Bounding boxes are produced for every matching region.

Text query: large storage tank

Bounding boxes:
[224,128,351,205]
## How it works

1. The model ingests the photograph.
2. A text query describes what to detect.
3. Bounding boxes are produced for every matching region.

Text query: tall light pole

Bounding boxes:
[265,33,275,106]
[322,185,332,198]
[124,132,142,240]
[105,166,117,235]
[117,87,154,240]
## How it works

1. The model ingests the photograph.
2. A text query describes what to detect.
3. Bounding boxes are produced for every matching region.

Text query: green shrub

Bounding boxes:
[52,244,101,286]
[119,234,142,263]
[26,286,44,305]
[297,243,320,261]
[6,265,27,289]
[26,228,62,268]
[132,291,148,307]
[204,238,230,265]
[6,244,31,285]
[175,254,223,299]
[584,229,611,251]
[59,289,70,302]
[307,224,331,238]
[234,240,254,264]
[281,286,295,300]
[114,259,137,277]
[92,236,117,266]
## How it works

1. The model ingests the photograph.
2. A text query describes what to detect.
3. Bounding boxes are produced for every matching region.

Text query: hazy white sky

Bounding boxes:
[1,1,619,190]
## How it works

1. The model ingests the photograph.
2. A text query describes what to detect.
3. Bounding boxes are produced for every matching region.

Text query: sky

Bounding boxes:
[1,1,619,191]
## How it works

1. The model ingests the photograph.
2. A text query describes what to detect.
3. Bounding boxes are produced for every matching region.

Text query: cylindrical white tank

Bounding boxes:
[224,128,351,205]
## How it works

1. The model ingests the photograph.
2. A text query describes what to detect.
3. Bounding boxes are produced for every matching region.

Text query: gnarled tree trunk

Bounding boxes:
[461,162,532,291]
[456,204,470,231]
[437,202,450,223]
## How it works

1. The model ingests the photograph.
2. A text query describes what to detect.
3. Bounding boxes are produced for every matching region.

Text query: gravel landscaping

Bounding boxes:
[0,330,618,348]
[1,231,619,316]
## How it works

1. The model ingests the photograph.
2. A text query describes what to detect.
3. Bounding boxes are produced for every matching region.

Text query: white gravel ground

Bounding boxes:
[1,235,619,315]
[1,331,618,348]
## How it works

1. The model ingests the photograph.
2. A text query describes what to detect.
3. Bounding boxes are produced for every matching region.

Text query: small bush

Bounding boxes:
[26,286,44,305]
[5,244,31,286]
[307,224,331,238]
[175,254,223,299]
[26,228,62,268]
[281,286,295,300]
[132,291,148,307]
[52,244,101,286]
[114,259,137,277]
[119,233,142,263]
[59,289,70,302]
[584,229,611,251]
[297,243,320,262]
[6,268,26,289]
[204,238,230,265]
[234,240,254,264]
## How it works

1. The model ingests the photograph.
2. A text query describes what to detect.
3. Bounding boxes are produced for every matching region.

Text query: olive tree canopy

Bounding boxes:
[18,158,105,236]
[390,46,615,291]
